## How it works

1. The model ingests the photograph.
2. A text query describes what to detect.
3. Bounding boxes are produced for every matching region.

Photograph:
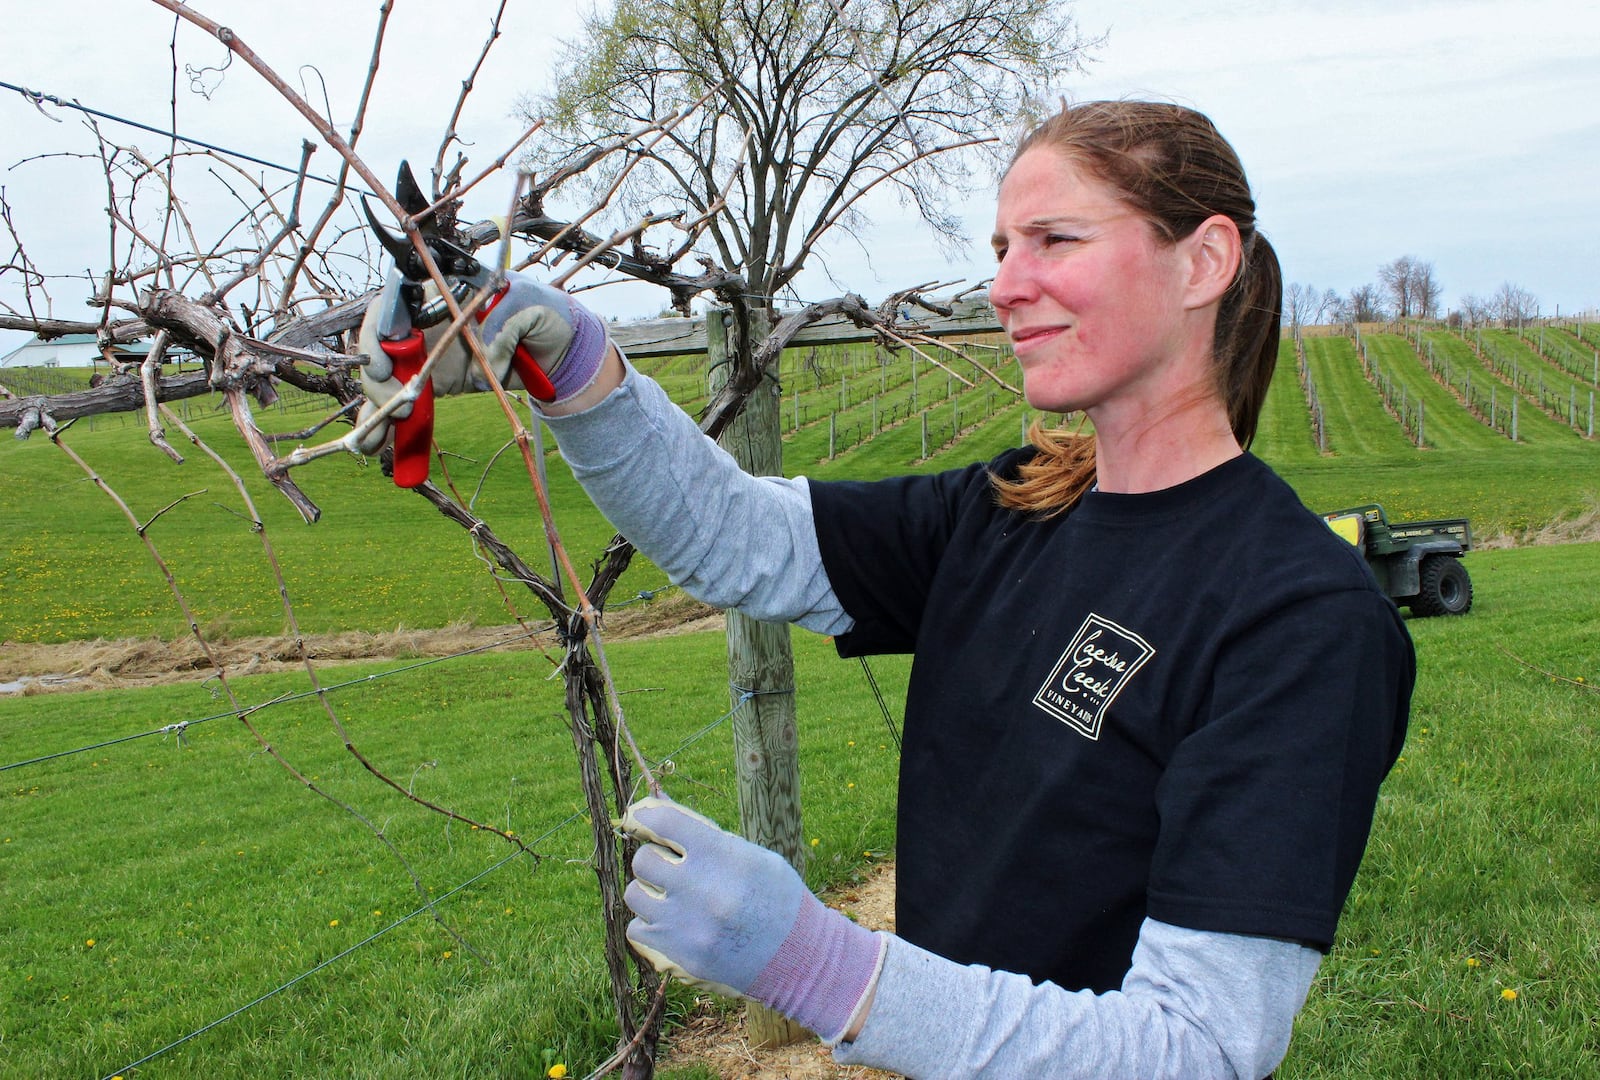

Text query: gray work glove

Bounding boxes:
[353,271,609,455]
[622,795,885,1044]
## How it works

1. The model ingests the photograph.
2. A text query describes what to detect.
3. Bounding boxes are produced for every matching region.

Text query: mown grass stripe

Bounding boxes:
[1300,335,1417,456]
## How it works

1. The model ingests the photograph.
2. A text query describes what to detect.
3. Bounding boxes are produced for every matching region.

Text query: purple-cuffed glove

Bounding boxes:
[353,272,610,455]
[478,271,609,405]
[622,795,886,1044]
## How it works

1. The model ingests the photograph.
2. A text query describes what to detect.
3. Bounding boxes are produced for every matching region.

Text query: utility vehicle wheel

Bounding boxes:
[1411,555,1472,616]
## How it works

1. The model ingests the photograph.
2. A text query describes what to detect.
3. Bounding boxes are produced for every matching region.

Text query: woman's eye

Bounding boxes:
[1044,234,1079,247]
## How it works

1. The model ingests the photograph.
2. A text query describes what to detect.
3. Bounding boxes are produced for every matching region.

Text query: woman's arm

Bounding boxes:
[622,796,1319,1080]
[837,918,1320,1080]
[540,357,852,635]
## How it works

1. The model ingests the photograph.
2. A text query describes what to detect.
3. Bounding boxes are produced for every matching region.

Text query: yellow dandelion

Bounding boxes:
[847,782,855,789]
[373,910,383,917]
[810,838,820,847]
[505,908,514,915]
[85,939,96,948]
[443,950,453,959]
[329,919,340,928]
[1465,957,1481,968]
[548,1066,569,1079]
[1501,988,1517,1001]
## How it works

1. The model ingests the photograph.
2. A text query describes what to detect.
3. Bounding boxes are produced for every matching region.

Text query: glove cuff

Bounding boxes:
[547,300,608,404]
[746,893,886,1044]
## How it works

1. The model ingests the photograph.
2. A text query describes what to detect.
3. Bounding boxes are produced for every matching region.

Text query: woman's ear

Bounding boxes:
[1183,214,1242,310]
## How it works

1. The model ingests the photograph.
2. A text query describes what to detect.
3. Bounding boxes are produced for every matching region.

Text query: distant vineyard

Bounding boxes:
[9,314,1596,478]
[1289,321,1597,456]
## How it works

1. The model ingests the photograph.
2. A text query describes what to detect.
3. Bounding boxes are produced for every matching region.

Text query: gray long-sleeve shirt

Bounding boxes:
[543,361,1322,1079]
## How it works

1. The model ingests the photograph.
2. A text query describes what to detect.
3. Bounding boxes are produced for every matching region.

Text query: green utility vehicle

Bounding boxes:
[1322,504,1474,616]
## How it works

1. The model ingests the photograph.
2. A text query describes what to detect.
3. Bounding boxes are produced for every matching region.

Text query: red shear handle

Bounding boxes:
[479,285,559,402]
[380,331,435,488]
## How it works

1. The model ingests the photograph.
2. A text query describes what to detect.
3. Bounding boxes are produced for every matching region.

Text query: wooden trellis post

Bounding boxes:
[705,307,808,1052]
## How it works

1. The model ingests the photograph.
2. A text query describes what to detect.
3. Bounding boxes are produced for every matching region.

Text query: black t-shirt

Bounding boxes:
[809,450,1413,993]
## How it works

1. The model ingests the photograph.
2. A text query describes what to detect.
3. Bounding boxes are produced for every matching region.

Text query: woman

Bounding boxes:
[363,100,1414,1078]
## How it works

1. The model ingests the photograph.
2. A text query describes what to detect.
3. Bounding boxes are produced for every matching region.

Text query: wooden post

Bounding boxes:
[705,306,808,1052]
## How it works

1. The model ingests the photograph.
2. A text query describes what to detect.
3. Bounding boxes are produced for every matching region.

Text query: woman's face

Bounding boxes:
[990,147,1204,424]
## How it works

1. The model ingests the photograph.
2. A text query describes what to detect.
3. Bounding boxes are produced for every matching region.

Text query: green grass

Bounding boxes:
[1298,334,1417,457]
[4,338,1597,644]
[4,547,1598,1077]
[0,394,663,643]
[0,632,908,1078]
[1255,339,1323,466]
[1282,543,1600,1078]
[1362,333,1505,451]
[3,332,1600,1076]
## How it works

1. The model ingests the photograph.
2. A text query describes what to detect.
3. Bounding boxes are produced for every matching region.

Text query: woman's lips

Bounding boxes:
[1008,324,1069,357]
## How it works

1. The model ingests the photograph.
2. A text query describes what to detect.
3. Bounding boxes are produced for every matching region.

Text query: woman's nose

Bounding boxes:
[988,250,1034,314]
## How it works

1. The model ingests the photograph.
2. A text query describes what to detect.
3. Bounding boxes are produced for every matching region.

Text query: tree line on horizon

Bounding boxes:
[1287,256,1546,329]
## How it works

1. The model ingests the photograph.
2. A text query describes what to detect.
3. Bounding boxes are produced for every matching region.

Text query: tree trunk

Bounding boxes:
[706,306,808,1051]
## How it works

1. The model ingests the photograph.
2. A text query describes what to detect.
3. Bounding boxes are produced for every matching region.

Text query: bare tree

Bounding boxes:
[526,0,1096,318]
[1285,282,1342,328]
[1378,256,1416,319]
[1338,283,1386,324]
[1316,287,1340,325]
[1378,255,1439,320]
[1458,293,1492,327]
[1285,282,1313,328]
[1492,281,1540,326]
[1413,261,1442,320]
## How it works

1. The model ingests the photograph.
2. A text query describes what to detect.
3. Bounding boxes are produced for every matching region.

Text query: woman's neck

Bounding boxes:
[1089,398,1242,494]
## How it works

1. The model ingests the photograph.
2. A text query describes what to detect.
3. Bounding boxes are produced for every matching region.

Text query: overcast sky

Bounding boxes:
[3,0,1597,359]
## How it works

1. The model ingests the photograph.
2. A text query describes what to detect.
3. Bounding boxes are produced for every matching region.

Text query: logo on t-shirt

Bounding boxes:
[1033,613,1155,740]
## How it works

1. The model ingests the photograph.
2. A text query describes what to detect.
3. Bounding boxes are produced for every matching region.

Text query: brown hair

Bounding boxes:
[992,100,1283,515]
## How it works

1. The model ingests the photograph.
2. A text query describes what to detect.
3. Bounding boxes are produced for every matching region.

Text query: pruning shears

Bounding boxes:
[362,161,557,487]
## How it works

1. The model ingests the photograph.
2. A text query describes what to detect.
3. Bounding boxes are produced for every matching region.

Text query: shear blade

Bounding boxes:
[395,160,432,219]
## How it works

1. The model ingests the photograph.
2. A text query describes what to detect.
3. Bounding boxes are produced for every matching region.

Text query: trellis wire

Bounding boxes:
[0,622,567,774]
[95,688,758,1080]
